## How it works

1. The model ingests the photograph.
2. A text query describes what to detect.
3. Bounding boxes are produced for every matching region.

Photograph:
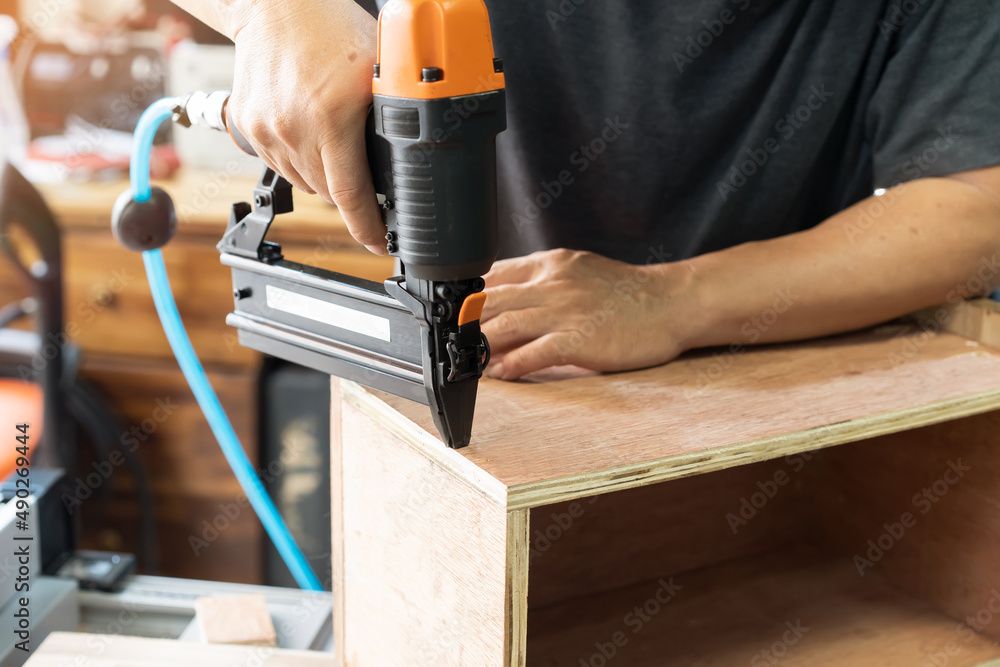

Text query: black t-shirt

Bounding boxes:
[368,0,1000,264]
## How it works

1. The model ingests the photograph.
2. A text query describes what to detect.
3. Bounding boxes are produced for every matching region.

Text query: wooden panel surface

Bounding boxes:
[336,397,514,667]
[357,325,1000,509]
[527,547,1000,666]
[36,168,348,243]
[35,169,395,280]
[527,458,817,609]
[53,231,390,367]
[26,633,331,666]
[62,232,256,365]
[914,299,1000,349]
[814,410,1000,642]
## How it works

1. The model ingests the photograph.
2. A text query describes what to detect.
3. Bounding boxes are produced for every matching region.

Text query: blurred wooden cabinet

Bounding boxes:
[0,168,392,583]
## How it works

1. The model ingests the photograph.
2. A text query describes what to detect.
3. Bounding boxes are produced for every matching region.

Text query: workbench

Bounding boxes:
[331,299,1000,666]
[0,168,392,582]
[27,632,331,666]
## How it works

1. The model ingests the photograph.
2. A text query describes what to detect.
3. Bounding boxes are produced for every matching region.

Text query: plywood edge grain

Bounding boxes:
[505,387,1000,510]
[912,299,1000,348]
[504,510,530,667]
[340,380,509,508]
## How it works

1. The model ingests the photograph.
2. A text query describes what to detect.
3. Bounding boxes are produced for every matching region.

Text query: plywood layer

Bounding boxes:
[351,326,1000,509]
[526,547,1000,667]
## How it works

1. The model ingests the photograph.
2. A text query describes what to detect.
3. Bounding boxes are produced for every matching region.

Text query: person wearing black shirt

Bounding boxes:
[173,0,1000,379]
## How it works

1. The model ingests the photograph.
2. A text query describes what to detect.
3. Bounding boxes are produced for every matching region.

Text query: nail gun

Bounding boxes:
[178,1,506,448]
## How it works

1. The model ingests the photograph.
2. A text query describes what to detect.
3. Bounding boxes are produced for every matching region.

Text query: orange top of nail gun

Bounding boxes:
[373,0,505,100]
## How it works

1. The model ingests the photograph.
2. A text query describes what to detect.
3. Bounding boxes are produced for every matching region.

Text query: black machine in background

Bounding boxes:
[259,359,332,589]
[0,162,156,573]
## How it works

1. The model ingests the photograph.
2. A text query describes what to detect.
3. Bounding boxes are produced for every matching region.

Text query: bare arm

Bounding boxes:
[688,165,1000,347]
[481,165,1000,380]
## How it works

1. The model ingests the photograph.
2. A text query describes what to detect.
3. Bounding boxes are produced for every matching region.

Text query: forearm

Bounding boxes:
[679,171,1000,349]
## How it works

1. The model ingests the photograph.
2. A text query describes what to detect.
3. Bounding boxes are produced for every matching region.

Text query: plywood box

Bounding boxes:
[332,301,1000,666]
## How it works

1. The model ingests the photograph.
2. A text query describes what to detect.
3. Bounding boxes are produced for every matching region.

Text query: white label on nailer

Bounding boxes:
[265,285,391,342]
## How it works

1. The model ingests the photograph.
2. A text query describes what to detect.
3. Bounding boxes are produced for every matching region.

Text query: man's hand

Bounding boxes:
[226,0,386,254]
[481,249,699,380]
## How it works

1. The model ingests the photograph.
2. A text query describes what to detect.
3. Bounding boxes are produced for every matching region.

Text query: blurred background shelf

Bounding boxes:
[0,166,393,584]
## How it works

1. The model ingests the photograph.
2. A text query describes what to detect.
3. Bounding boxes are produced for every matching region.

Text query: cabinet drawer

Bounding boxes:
[61,232,254,365]
[61,231,394,367]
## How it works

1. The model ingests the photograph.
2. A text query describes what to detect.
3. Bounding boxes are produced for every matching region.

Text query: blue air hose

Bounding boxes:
[130,99,322,591]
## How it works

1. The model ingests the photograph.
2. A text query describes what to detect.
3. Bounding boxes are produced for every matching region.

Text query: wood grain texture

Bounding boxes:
[527,459,817,609]
[36,168,346,242]
[26,632,330,666]
[813,411,1000,642]
[63,232,257,365]
[505,510,529,667]
[33,169,393,276]
[194,594,277,646]
[337,398,510,666]
[913,299,1000,348]
[358,326,1000,509]
[527,547,1000,666]
[56,233,390,368]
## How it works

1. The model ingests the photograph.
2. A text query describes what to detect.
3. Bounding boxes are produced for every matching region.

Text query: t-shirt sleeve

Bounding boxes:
[866,0,1000,188]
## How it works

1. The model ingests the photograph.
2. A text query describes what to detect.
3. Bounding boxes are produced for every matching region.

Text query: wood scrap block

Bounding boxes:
[194,594,276,647]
